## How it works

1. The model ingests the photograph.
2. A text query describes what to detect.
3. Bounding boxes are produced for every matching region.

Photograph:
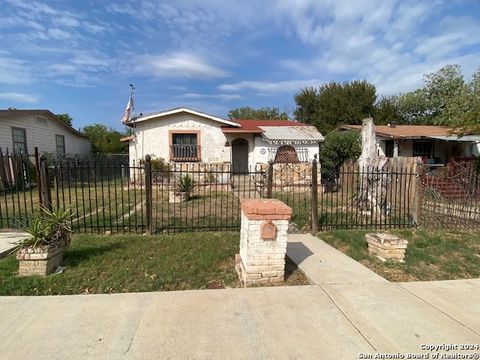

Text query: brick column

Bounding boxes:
[236,199,292,286]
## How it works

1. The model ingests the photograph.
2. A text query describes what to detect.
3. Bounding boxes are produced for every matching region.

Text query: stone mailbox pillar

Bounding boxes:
[236,199,292,286]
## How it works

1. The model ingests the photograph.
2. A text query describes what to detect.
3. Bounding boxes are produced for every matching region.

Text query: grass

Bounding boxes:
[0,232,308,295]
[321,229,480,282]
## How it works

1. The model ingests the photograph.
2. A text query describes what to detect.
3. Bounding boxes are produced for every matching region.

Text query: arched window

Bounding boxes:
[274,145,300,163]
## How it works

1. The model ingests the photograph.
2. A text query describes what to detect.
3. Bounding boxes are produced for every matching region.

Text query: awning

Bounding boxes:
[259,125,324,145]
[426,135,480,142]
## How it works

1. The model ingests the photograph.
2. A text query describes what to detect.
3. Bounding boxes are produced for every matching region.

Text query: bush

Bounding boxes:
[320,130,361,175]
[150,156,171,181]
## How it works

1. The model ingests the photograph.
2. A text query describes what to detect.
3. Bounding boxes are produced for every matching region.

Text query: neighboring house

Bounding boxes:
[122,107,324,172]
[0,109,91,155]
[340,124,480,166]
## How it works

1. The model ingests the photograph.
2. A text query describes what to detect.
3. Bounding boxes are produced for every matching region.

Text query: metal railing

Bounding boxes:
[170,144,201,162]
[4,149,476,234]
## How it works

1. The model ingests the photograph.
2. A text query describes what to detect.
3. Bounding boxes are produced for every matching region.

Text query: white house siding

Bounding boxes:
[129,112,230,167]
[0,113,90,155]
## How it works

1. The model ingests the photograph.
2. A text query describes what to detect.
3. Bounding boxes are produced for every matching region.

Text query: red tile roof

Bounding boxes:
[222,119,307,133]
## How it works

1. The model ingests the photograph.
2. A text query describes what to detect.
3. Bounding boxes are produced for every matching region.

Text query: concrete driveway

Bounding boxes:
[0,233,479,359]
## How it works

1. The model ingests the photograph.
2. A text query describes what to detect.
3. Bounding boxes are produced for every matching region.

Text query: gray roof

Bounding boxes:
[426,135,480,142]
[259,125,324,144]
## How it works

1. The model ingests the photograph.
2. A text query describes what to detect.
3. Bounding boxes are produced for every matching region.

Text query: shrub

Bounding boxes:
[150,156,171,181]
[320,130,361,176]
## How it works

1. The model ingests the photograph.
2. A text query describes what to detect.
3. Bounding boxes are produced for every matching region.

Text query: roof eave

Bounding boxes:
[132,107,241,127]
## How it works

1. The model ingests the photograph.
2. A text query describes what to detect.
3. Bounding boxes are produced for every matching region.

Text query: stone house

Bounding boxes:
[121,107,324,172]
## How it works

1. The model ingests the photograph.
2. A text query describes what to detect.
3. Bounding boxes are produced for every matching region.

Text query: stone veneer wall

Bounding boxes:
[237,199,292,286]
[16,246,64,276]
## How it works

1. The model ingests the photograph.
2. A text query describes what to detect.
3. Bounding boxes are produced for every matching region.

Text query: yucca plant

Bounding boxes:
[42,207,73,249]
[177,174,195,198]
[12,218,48,253]
[13,207,73,252]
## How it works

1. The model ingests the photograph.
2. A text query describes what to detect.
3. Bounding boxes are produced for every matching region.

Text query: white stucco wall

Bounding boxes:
[129,112,230,166]
[0,113,91,155]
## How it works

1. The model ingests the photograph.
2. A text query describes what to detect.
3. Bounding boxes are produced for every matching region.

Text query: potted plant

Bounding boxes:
[14,207,73,276]
[169,174,195,203]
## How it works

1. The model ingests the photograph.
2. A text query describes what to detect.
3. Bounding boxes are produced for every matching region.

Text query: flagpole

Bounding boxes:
[129,84,139,166]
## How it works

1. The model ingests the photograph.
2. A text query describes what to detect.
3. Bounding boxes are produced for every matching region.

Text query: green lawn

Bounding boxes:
[0,232,308,295]
[321,229,480,282]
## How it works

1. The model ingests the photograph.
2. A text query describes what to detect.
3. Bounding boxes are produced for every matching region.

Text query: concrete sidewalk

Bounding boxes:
[287,233,480,350]
[0,233,479,359]
[0,287,374,360]
[287,233,387,284]
[0,231,29,258]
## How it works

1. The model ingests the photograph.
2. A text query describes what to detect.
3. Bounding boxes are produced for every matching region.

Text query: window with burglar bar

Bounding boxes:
[170,132,201,161]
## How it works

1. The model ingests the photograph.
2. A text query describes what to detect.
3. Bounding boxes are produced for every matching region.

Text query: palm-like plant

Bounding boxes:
[177,174,195,197]
[13,207,73,252]
[42,207,73,248]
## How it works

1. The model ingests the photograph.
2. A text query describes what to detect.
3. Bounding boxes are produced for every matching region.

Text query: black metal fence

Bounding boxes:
[1,149,425,234]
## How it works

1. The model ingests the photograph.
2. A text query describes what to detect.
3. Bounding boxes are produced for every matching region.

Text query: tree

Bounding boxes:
[81,124,128,153]
[374,96,403,125]
[393,64,480,129]
[439,66,480,134]
[424,64,466,124]
[293,86,321,126]
[56,113,73,127]
[228,106,288,120]
[319,130,361,174]
[395,89,432,124]
[294,80,376,134]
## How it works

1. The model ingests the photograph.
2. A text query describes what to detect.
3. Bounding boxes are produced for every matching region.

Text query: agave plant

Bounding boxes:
[13,207,73,252]
[177,174,195,196]
[42,207,73,249]
[12,218,48,252]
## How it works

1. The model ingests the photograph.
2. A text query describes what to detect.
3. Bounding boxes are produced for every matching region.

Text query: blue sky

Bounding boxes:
[1,0,479,130]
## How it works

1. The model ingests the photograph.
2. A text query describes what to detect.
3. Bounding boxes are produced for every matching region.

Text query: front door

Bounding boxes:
[232,138,248,173]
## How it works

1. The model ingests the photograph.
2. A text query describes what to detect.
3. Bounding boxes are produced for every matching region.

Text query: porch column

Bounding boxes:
[393,140,399,157]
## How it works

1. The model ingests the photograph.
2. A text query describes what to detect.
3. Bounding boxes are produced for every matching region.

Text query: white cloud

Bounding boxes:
[218,79,323,94]
[273,0,480,95]
[136,53,229,79]
[54,16,80,28]
[180,93,243,101]
[0,56,32,84]
[47,28,72,40]
[0,92,39,103]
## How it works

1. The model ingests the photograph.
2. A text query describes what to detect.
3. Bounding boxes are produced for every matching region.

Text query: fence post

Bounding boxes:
[34,147,43,207]
[412,164,424,226]
[39,154,52,211]
[144,154,153,235]
[266,160,273,198]
[311,156,319,234]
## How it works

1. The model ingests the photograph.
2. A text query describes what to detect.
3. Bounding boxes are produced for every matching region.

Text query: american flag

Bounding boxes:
[121,93,133,124]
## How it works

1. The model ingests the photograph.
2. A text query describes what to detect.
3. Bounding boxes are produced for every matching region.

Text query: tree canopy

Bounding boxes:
[228,106,288,120]
[81,124,128,154]
[293,65,480,134]
[55,113,73,127]
[294,80,376,134]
